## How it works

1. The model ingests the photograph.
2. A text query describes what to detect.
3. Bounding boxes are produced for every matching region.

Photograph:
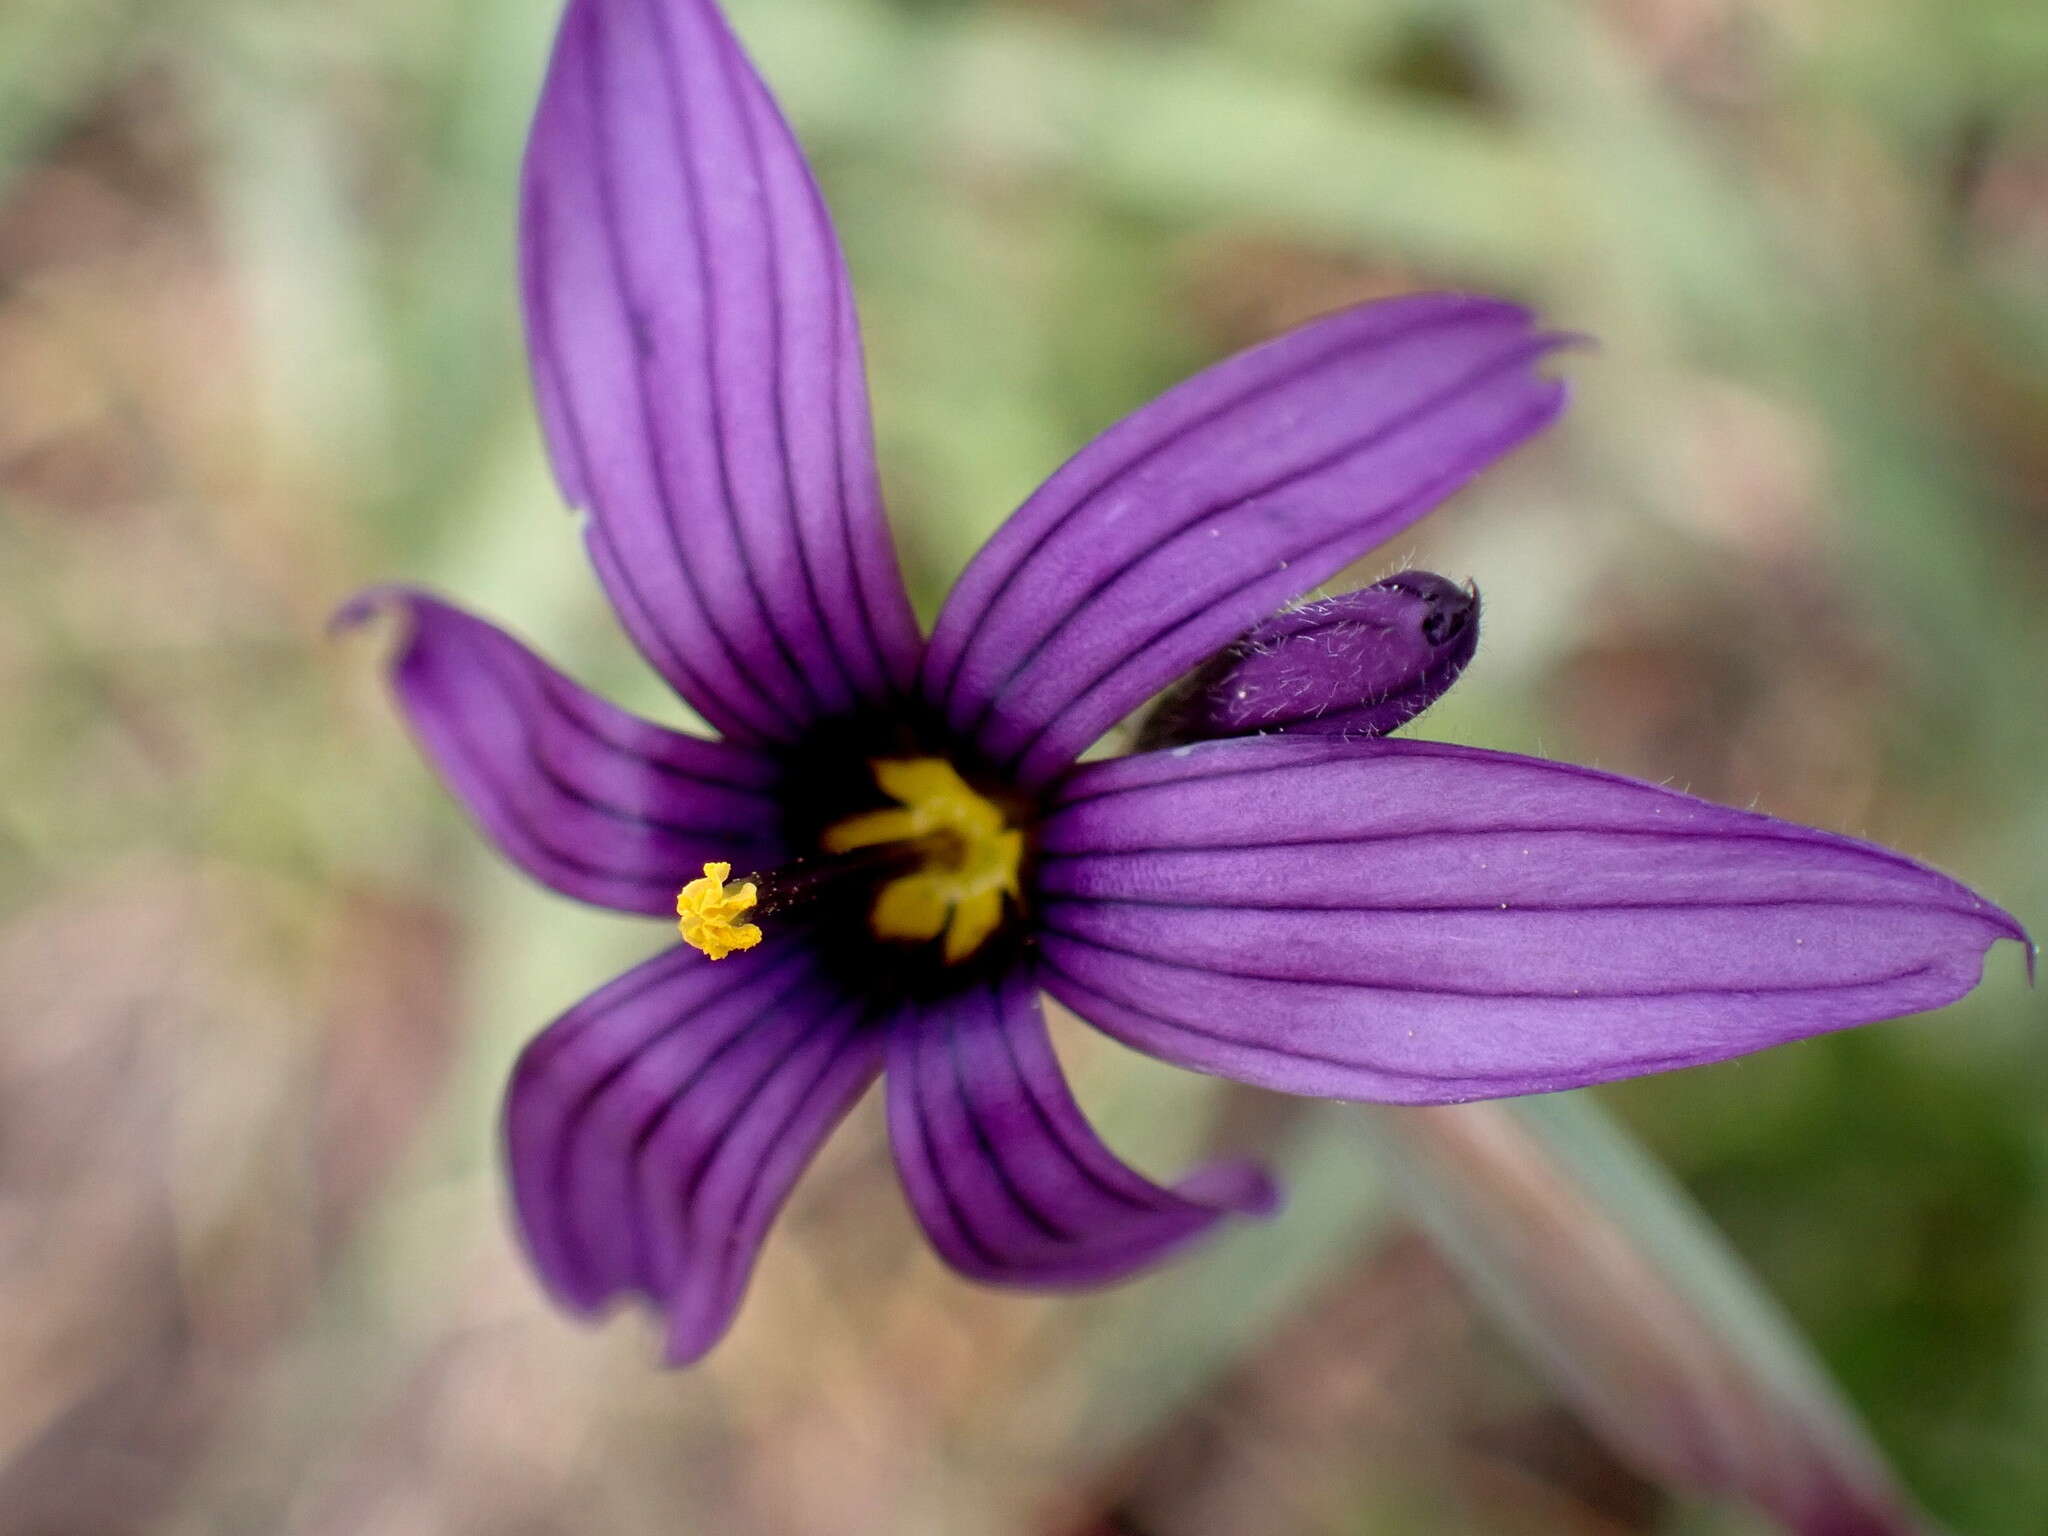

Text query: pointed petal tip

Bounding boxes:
[328,583,408,640]
[1964,894,2031,982]
[547,1280,614,1324]
[1180,1157,1286,1220]
[1420,291,1587,367]
[1542,327,1599,358]
[887,978,1284,1288]
[1041,737,2028,1101]
[659,1315,722,1370]
[329,582,447,648]
[505,1206,618,1321]
[1521,325,1590,421]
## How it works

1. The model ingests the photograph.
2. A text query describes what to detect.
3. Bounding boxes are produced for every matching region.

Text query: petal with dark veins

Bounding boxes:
[924,294,1570,788]
[886,966,1277,1288]
[339,587,785,915]
[1037,735,2029,1103]
[523,0,923,742]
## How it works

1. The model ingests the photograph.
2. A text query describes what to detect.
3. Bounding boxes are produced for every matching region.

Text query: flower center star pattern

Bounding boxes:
[341,0,2029,1366]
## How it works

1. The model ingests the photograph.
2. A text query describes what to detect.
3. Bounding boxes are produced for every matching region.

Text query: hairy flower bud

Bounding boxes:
[1139,570,1478,749]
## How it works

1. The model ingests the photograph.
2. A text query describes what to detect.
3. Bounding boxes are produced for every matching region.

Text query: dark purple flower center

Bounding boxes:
[686,576,1484,994]
[675,709,1040,999]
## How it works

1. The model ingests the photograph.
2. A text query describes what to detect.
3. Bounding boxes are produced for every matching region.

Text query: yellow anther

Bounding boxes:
[824,759,1022,962]
[675,861,762,961]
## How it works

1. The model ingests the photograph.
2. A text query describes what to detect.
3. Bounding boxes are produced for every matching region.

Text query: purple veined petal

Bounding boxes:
[336,587,786,916]
[921,293,1572,789]
[1035,735,2029,1103]
[505,941,802,1312]
[522,0,923,744]
[885,965,1279,1289]
[638,987,880,1365]
[504,937,882,1367]
[557,950,833,1306]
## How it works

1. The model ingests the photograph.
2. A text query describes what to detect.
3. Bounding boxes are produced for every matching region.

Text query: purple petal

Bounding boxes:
[522,0,922,743]
[1036,736,2028,1103]
[504,941,881,1365]
[885,966,1278,1288]
[1138,570,1480,748]
[338,587,785,915]
[922,294,1571,788]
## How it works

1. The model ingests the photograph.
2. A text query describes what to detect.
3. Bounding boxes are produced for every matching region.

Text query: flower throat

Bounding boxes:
[676,758,1024,966]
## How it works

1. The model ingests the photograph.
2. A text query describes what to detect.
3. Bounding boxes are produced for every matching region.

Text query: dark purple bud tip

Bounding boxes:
[1139,571,1479,749]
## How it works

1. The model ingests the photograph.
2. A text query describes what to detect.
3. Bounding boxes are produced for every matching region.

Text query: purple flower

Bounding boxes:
[341,0,2028,1365]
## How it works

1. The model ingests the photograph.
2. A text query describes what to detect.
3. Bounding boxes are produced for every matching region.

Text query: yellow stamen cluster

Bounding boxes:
[674,861,762,960]
[825,759,1023,963]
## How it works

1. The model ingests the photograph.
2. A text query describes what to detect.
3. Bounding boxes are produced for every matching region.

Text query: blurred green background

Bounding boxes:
[1,0,2042,1531]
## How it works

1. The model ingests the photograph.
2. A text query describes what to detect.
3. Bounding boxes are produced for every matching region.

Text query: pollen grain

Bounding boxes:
[675,861,763,960]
